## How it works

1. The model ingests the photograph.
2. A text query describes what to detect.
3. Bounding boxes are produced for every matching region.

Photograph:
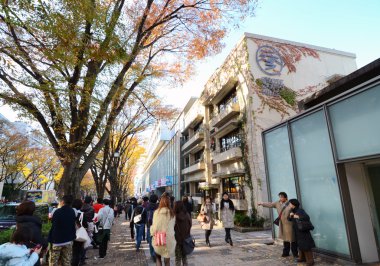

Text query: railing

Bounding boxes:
[218,96,238,113]
[182,127,204,145]
[220,141,241,153]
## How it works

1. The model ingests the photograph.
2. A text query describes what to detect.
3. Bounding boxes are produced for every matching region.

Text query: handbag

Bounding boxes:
[133,208,145,224]
[183,235,195,255]
[76,212,91,243]
[197,213,205,222]
[296,219,314,231]
[154,231,167,246]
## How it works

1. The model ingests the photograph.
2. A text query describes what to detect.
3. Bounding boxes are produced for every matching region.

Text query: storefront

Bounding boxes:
[262,59,380,263]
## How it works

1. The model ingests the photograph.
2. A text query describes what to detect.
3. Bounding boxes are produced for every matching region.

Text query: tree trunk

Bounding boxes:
[58,160,83,198]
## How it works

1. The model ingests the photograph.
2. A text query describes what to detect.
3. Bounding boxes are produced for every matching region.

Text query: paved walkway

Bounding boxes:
[86,215,354,266]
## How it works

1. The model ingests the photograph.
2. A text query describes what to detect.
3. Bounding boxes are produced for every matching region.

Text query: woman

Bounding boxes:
[16,201,47,266]
[288,199,315,266]
[72,199,87,266]
[131,199,147,251]
[129,197,138,240]
[0,227,42,266]
[174,201,192,266]
[150,193,176,266]
[219,192,235,246]
[200,197,214,247]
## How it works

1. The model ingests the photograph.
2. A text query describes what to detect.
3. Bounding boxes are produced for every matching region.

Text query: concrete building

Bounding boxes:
[262,59,380,263]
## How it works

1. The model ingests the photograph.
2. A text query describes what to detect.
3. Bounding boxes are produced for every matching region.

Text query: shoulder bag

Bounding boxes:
[273,202,289,226]
[183,235,195,255]
[133,208,145,224]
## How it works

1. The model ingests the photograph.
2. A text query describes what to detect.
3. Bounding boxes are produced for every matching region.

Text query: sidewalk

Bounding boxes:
[86,216,353,266]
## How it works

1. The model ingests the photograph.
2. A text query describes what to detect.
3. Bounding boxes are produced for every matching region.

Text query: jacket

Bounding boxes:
[200,203,214,230]
[150,207,176,258]
[98,205,114,230]
[0,243,39,266]
[261,201,295,242]
[288,208,316,251]
[48,205,76,244]
[219,200,235,228]
[81,203,95,226]
[131,205,147,225]
[174,212,191,244]
[16,215,48,249]
[146,202,158,227]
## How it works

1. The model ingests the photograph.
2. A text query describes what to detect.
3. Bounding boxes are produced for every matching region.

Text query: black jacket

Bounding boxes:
[146,202,158,227]
[288,208,316,251]
[174,212,192,244]
[48,205,76,244]
[81,203,94,227]
[16,215,48,249]
[131,206,147,225]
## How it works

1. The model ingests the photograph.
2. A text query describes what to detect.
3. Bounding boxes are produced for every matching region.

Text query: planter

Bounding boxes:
[233,225,265,233]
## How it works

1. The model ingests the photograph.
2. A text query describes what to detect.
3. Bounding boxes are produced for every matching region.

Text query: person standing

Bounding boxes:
[288,199,315,266]
[48,195,77,266]
[174,201,192,266]
[219,192,235,246]
[81,196,96,248]
[97,199,114,259]
[200,197,214,247]
[131,199,147,252]
[129,198,138,240]
[124,200,131,221]
[93,198,104,214]
[142,196,149,241]
[182,196,192,217]
[72,199,86,266]
[146,194,159,262]
[150,193,176,266]
[258,192,298,258]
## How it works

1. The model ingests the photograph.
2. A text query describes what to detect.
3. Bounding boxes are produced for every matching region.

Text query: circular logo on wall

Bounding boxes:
[256,45,284,76]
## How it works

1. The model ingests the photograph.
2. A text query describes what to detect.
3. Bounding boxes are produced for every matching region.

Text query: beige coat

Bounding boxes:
[200,203,214,230]
[150,207,176,258]
[262,201,295,242]
[219,203,235,229]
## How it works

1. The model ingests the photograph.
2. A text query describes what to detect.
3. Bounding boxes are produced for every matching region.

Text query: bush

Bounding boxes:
[280,88,297,106]
[234,210,266,228]
[0,228,14,244]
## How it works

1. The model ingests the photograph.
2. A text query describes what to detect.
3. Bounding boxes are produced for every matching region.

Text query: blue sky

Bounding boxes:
[1,0,379,121]
[158,0,380,110]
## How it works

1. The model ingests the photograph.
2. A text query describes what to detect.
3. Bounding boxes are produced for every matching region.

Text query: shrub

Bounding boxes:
[280,88,297,106]
[0,228,14,244]
[234,209,266,228]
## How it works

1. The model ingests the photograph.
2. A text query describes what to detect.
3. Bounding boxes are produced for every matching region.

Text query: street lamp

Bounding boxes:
[113,151,120,203]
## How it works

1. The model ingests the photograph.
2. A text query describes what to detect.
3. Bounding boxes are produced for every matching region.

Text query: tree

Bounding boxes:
[0,0,256,197]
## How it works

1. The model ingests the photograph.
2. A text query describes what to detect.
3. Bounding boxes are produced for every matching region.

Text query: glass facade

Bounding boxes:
[264,126,297,237]
[290,111,349,255]
[328,84,380,160]
[222,176,245,199]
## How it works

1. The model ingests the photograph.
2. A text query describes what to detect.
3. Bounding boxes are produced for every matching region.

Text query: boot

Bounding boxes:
[229,238,233,246]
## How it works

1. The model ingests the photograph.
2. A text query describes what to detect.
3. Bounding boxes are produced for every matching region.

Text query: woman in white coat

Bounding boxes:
[150,193,176,266]
[219,192,235,246]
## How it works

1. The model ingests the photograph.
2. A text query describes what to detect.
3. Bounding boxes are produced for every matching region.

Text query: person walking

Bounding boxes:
[131,199,147,252]
[146,194,159,262]
[182,196,192,217]
[200,197,214,247]
[174,201,192,266]
[81,196,96,249]
[96,199,114,259]
[258,192,298,258]
[48,195,77,266]
[0,227,43,266]
[150,193,176,266]
[219,192,235,246]
[124,200,131,221]
[142,196,149,241]
[129,197,138,240]
[288,199,315,266]
[16,201,48,266]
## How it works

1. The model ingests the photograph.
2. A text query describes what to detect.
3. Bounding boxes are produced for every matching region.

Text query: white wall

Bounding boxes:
[345,163,379,263]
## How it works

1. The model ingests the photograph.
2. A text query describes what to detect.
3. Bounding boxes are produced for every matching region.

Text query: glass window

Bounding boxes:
[220,130,241,152]
[328,84,380,160]
[194,149,204,163]
[218,87,237,113]
[264,126,297,237]
[290,110,349,255]
[222,176,244,199]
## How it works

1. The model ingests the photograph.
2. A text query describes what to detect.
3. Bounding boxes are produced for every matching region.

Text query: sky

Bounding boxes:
[1,0,379,122]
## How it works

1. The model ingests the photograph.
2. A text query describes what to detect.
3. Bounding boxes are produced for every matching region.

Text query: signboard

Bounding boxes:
[256,45,284,76]
[198,182,218,191]
[157,179,162,187]
[161,178,166,187]
[166,176,173,186]
[154,181,158,189]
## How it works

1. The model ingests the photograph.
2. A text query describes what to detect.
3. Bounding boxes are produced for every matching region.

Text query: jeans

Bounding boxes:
[147,226,156,259]
[135,224,144,250]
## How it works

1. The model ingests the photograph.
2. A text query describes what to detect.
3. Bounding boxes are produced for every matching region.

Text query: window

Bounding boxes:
[218,87,238,113]
[220,130,241,152]
[184,156,190,168]
[222,176,245,199]
[194,149,204,163]
[193,121,203,134]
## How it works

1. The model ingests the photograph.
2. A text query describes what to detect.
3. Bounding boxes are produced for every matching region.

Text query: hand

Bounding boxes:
[293,214,299,219]
[289,212,294,217]
[258,202,263,206]
[33,246,43,255]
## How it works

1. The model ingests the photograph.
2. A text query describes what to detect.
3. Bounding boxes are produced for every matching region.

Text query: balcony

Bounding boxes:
[213,146,242,164]
[181,131,204,152]
[212,167,245,178]
[211,102,240,128]
[181,160,205,175]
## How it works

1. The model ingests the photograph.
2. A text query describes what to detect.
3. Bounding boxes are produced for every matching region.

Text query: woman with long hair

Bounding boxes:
[150,193,176,266]
[200,197,214,247]
[219,192,235,246]
[173,201,191,266]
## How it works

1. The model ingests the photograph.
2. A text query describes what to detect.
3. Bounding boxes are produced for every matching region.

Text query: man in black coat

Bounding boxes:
[48,195,76,266]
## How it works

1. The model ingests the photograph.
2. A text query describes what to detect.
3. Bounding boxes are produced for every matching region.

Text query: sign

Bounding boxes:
[256,45,284,76]
[157,179,162,187]
[198,182,218,191]
[154,181,158,189]
[161,178,166,187]
[166,176,173,186]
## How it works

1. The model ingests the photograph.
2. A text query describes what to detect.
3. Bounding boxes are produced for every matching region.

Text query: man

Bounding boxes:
[93,198,104,214]
[141,196,149,241]
[97,199,114,259]
[145,194,158,262]
[259,192,298,258]
[124,199,131,221]
[182,196,192,216]
[81,196,96,248]
[48,195,76,266]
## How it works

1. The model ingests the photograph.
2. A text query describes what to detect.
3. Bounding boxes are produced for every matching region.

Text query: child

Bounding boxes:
[0,227,42,266]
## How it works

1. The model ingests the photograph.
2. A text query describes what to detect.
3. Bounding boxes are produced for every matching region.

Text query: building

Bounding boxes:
[196,33,356,215]
[262,59,380,263]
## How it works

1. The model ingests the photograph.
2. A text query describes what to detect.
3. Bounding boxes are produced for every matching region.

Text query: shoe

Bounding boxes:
[281,254,290,257]
[225,238,229,243]
[229,239,233,246]
[207,242,211,248]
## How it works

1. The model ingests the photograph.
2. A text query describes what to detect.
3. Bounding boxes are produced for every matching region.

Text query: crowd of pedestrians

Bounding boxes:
[0,190,317,266]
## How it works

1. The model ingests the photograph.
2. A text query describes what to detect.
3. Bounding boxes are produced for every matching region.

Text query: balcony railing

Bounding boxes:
[220,141,241,153]
[210,102,240,128]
